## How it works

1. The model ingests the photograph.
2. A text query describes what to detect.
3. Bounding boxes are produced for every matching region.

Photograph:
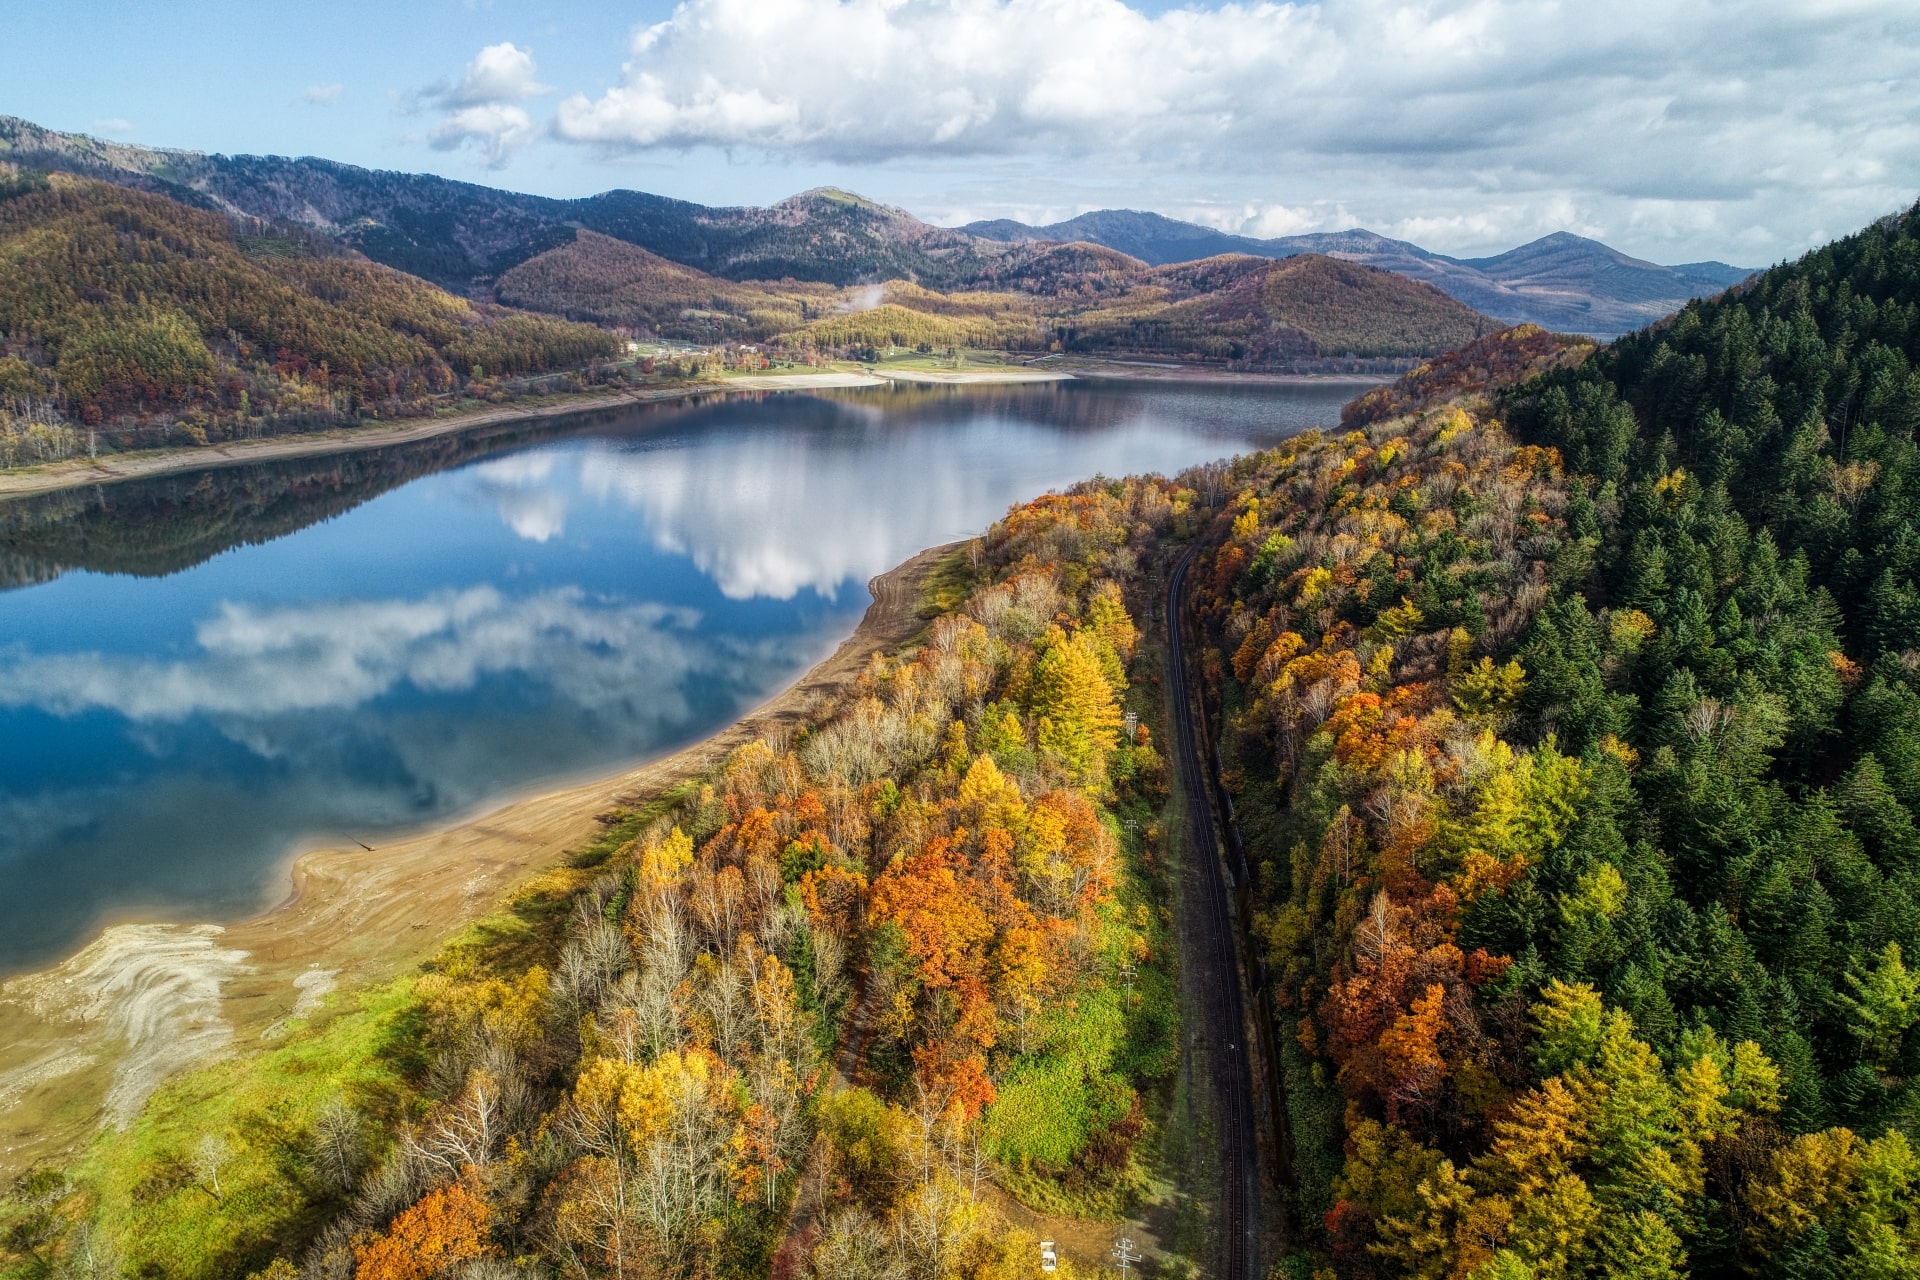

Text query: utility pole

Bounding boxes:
[1111,1238,1141,1278]
[1118,960,1137,1006]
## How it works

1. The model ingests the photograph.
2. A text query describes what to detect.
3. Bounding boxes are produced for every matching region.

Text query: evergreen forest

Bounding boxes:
[1194,202,1920,1276]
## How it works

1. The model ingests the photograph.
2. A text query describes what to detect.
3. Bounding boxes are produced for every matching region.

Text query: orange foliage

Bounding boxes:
[871,835,995,991]
[354,1184,494,1280]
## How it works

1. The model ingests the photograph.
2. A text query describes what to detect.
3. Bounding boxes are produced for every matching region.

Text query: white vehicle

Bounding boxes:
[1040,1241,1058,1273]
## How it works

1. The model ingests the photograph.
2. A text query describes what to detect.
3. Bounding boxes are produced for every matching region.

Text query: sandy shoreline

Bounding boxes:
[0,372,900,501]
[875,368,1075,385]
[0,540,955,1173]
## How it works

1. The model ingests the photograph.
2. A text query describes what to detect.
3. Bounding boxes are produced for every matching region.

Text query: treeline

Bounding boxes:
[0,171,617,457]
[1341,325,1598,431]
[1189,210,1920,1278]
[1,475,1204,1280]
[784,302,1043,356]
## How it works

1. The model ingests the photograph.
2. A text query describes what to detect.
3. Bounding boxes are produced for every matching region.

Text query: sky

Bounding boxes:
[7,0,1920,265]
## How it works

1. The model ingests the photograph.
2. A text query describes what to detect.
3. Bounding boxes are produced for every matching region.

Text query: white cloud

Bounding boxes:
[424,42,550,167]
[431,104,538,167]
[300,83,344,106]
[444,42,549,108]
[91,117,132,135]
[550,0,1920,260]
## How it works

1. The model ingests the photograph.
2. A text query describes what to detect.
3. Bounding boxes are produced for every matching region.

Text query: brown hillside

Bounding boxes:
[1050,253,1499,363]
[971,241,1151,299]
[501,233,1495,367]
[1256,253,1496,356]
[494,230,836,340]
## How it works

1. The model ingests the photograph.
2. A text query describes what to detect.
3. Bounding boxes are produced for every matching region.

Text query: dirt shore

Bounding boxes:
[875,368,1074,385]
[0,372,890,502]
[0,541,955,1174]
[0,359,1380,504]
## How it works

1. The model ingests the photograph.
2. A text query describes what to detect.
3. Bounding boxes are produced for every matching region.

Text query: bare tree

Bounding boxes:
[193,1134,232,1203]
[311,1098,367,1195]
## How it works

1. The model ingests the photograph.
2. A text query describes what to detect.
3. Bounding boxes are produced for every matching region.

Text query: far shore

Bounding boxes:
[0,374,848,502]
[0,541,955,1174]
[0,359,1384,503]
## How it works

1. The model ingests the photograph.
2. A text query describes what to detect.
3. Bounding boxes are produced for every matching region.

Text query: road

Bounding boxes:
[1165,544,1261,1280]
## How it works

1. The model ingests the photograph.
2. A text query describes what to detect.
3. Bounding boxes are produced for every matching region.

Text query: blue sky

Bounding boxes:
[9,0,1920,264]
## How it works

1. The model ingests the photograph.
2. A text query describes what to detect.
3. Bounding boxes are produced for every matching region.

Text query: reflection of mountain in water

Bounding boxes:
[0,405,646,588]
[0,379,1358,590]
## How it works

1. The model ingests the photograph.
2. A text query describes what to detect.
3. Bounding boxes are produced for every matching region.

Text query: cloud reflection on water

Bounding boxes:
[0,587,706,723]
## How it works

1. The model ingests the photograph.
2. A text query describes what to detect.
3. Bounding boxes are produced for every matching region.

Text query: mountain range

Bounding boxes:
[964,210,1755,336]
[1,116,1750,338]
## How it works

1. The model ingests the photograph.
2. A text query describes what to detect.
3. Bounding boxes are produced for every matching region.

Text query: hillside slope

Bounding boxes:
[1050,253,1498,362]
[1188,202,1920,1274]
[496,229,1495,365]
[0,170,615,453]
[0,471,1202,1280]
[495,230,839,339]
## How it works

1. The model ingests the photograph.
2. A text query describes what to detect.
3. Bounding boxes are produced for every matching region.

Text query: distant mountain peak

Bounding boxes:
[784,186,888,211]
[964,206,1753,336]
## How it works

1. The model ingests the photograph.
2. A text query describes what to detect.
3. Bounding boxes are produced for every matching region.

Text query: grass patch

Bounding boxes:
[69,979,425,1280]
[918,546,982,618]
[984,797,1179,1221]
[567,783,696,870]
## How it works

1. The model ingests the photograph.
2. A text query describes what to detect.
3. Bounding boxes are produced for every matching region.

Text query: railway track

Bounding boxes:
[1166,544,1260,1280]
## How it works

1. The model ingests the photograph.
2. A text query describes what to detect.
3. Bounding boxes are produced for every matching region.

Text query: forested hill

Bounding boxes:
[1189,201,1920,1276]
[0,171,616,452]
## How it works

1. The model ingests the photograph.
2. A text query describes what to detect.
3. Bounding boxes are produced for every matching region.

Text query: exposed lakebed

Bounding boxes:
[0,378,1359,975]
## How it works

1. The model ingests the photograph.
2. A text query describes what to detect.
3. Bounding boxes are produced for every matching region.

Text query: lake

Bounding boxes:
[0,378,1361,975]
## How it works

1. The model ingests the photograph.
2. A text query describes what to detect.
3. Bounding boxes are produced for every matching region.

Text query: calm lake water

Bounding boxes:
[0,378,1361,974]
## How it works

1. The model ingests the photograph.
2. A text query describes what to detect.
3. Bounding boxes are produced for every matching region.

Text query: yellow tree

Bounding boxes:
[1029,626,1123,777]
